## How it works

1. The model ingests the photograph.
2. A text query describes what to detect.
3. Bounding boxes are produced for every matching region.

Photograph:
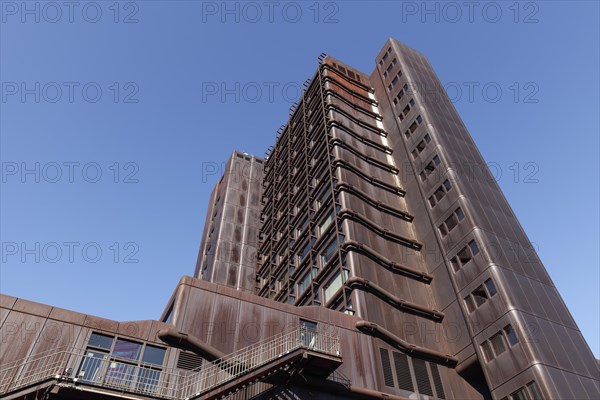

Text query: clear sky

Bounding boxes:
[1,1,598,357]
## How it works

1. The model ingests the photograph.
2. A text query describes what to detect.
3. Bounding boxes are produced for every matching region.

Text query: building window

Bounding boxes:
[297,268,314,295]
[405,114,424,138]
[382,49,390,63]
[88,332,113,350]
[526,382,543,400]
[78,332,166,393]
[450,240,479,271]
[395,83,409,105]
[484,278,497,296]
[481,341,494,362]
[439,207,464,237]
[472,285,489,306]
[510,387,529,400]
[469,240,480,256]
[300,319,318,347]
[428,179,452,208]
[420,154,441,182]
[298,241,310,264]
[504,325,519,346]
[464,277,497,312]
[113,339,142,361]
[142,345,166,366]
[321,237,339,265]
[318,211,334,235]
[384,58,397,78]
[323,269,348,302]
[490,332,507,356]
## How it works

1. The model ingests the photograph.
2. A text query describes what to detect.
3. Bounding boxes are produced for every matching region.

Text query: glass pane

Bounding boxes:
[445,213,458,231]
[88,332,114,350]
[511,387,529,400]
[469,240,480,256]
[137,369,161,393]
[324,271,343,302]
[112,339,142,361]
[438,224,447,237]
[504,325,519,346]
[142,345,166,366]
[298,270,312,294]
[104,361,137,389]
[78,350,107,383]
[298,242,310,264]
[481,341,494,362]
[300,319,317,347]
[321,239,338,264]
[451,257,461,272]
[527,381,543,400]
[485,278,497,297]
[319,212,334,234]
[472,285,489,306]
[490,333,507,356]
[457,247,472,265]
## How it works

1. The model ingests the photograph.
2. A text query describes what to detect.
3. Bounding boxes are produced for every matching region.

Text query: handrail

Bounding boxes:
[0,327,341,400]
[180,326,340,398]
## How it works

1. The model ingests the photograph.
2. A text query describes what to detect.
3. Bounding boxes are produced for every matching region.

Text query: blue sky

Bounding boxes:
[1,1,598,357]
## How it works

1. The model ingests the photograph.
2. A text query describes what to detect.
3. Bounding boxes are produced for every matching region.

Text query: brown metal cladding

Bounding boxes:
[2,38,598,400]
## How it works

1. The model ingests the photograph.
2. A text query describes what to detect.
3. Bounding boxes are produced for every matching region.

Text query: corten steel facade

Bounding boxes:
[1,38,598,400]
[194,152,264,292]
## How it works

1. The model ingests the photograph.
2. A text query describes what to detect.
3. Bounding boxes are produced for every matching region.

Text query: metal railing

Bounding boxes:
[0,346,187,399]
[0,326,340,400]
[0,346,71,394]
[180,326,340,398]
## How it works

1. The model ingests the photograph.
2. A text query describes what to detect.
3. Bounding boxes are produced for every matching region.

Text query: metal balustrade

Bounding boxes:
[0,326,340,400]
[179,326,340,399]
[0,346,187,399]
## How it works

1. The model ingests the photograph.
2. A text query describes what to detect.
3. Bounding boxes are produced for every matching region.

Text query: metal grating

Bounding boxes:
[412,358,433,396]
[392,351,414,392]
[176,350,203,371]
[430,363,445,399]
[379,348,395,387]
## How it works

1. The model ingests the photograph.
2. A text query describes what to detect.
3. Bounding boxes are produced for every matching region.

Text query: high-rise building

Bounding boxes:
[2,38,598,400]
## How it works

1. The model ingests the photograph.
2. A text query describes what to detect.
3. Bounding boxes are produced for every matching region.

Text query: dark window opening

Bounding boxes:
[504,325,519,346]
[438,223,448,237]
[484,278,497,297]
[409,121,418,133]
[88,332,113,350]
[142,345,166,366]
[472,285,489,306]
[444,212,459,232]
[511,387,529,400]
[490,332,507,356]
[481,341,494,362]
[457,246,472,265]
[527,381,543,400]
[469,240,480,256]
[450,256,461,272]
